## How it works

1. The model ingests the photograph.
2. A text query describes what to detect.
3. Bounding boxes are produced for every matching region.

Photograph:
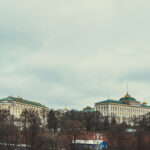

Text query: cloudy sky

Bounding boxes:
[0,0,150,109]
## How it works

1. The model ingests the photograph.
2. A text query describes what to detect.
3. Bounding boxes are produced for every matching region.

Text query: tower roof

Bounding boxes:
[119,92,137,102]
[124,92,131,98]
[142,100,147,105]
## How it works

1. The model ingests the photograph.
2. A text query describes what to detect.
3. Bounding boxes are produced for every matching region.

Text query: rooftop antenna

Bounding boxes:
[127,83,128,93]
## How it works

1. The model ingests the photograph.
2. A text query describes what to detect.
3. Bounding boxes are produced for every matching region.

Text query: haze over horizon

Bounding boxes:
[0,0,150,109]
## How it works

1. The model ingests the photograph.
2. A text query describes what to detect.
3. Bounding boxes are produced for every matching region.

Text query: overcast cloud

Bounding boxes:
[0,0,150,109]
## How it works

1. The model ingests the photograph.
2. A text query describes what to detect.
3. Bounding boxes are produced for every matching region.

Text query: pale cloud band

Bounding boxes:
[0,0,150,109]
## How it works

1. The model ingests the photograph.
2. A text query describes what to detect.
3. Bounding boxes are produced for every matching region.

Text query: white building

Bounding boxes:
[0,96,48,119]
[95,92,150,124]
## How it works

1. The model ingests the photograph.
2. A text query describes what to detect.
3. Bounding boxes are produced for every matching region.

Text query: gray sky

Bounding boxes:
[0,0,150,109]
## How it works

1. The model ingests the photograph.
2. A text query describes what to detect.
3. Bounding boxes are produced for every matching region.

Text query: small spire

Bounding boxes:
[125,92,131,97]
[124,83,131,97]
[127,83,128,93]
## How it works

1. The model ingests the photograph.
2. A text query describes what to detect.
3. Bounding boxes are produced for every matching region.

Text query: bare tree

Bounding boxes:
[20,109,42,150]
[61,120,85,150]
[0,110,19,150]
[47,109,58,133]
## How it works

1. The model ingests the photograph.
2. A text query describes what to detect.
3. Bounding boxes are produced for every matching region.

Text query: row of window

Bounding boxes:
[97,105,150,114]
[0,104,41,110]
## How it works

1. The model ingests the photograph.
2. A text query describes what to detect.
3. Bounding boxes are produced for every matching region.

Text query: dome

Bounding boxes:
[124,92,131,97]
[64,107,68,111]
[142,100,147,105]
[119,92,137,102]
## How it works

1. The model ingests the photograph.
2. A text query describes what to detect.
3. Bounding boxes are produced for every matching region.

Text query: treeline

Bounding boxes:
[48,110,150,150]
[0,109,150,150]
[0,109,51,150]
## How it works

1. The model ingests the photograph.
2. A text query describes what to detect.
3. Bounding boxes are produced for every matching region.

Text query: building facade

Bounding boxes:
[0,96,48,118]
[74,132,107,150]
[95,92,150,124]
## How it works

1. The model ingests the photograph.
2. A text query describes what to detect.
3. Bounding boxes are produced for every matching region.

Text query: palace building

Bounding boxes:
[95,92,150,124]
[0,96,48,118]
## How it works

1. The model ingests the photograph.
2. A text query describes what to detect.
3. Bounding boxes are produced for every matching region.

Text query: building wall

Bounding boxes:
[95,103,150,124]
[0,97,49,121]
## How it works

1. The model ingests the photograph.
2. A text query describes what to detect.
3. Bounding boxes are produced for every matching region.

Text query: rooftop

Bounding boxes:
[0,96,46,107]
[95,99,125,105]
[119,92,137,102]
[95,93,150,108]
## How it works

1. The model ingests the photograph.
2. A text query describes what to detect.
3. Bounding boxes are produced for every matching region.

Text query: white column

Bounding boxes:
[108,104,111,116]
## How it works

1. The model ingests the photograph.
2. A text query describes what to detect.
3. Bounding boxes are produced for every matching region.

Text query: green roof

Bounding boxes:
[96,99,150,108]
[119,92,137,102]
[83,109,95,112]
[141,104,150,108]
[120,97,137,102]
[0,96,45,107]
[96,99,125,105]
